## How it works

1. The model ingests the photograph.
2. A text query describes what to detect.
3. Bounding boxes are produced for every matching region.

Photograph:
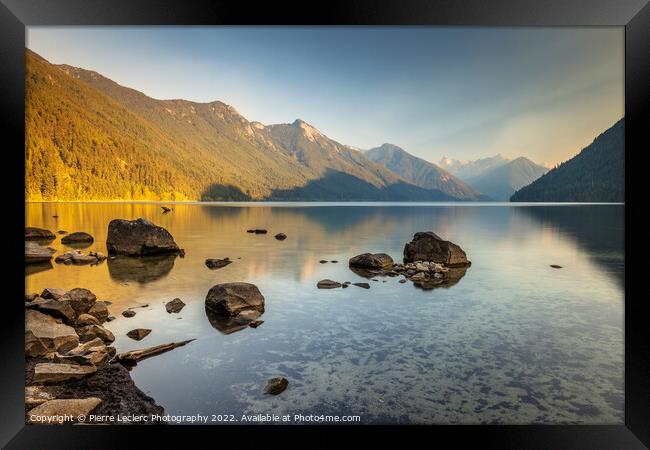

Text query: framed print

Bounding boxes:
[1,0,648,448]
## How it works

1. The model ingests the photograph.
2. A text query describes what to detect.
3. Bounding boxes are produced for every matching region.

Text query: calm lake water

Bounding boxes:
[25,202,624,424]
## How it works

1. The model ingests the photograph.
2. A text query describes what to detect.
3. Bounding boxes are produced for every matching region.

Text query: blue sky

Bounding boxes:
[27,27,623,166]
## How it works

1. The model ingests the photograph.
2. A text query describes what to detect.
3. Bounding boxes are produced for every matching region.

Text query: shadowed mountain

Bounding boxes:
[26,49,464,202]
[511,119,624,202]
[464,157,548,201]
[265,169,455,201]
[365,144,489,200]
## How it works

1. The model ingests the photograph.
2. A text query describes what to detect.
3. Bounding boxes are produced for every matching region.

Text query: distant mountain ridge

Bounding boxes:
[25,49,459,202]
[365,144,488,200]
[463,157,549,201]
[511,119,624,202]
[439,154,510,180]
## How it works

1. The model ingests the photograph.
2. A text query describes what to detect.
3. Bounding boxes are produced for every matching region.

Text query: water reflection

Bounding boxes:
[24,202,624,424]
[107,255,178,284]
[205,307,263,335]
[25,261,53,276]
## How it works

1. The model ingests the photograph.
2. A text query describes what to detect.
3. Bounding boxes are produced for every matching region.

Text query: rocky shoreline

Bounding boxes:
[24,286,174,424]
[25,218,471,424]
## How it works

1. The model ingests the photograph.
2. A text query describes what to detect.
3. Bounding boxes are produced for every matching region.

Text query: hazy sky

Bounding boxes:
[27,27,624,166]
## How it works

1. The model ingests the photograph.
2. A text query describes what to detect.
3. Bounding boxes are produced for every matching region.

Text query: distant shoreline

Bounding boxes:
[24,201,625,206]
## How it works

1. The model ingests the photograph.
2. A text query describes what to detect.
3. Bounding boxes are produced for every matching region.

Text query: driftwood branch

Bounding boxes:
[113,339,195,364]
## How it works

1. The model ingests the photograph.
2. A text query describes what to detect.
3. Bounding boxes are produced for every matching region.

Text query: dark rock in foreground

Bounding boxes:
[349,253,394,270]
[61,232,94,245]
[122,310,136,318]
[106,218,182,256]
[205,283,265,317]
[25,227,56,241]
[353,282,370,289]
[205,258,232,269]
[403,232,469,266]
[165,298,186,313]
[274,233,287,240]
[25,242,56,264]
[317,279,342,289]
[264,377,288,395]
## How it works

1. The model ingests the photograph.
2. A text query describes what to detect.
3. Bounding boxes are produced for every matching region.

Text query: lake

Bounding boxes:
[25,202,625,424]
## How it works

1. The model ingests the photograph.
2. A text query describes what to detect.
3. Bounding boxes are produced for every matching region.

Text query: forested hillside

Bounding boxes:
[510,119,624,202]
[26,50,457,201]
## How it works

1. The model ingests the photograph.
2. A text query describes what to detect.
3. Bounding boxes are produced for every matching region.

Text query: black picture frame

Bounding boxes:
[1,1,647,448]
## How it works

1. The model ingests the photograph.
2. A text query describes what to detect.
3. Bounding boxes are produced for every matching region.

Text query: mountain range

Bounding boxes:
[365,144,488,200]
[511,119,624,202]
[25,49,623,203]
[26,50,467,202]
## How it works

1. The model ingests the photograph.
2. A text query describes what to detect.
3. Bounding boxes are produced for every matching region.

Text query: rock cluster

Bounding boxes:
[403,232,469,266]
[55,250,107,265]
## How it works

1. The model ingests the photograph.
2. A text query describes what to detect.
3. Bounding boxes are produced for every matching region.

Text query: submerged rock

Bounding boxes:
[205,283,265,317]
[403,232,469,266]
[317,279,342,289]
[264,377,288,395]
[165,298,186,313]
[61,232,94,245]
[205,258,232,269]
[25,227,56,241]
[25,242,56,264]
[349,253,394,270]
[106,218,182,256]
[107,254,177,284]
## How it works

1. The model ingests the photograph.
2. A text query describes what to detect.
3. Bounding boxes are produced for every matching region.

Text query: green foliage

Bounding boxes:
[510,119,624,202]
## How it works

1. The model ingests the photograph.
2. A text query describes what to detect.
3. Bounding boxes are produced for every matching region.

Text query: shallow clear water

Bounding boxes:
[25,202,624,424]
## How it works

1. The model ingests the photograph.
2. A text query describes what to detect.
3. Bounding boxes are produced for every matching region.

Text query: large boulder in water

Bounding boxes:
[348,253,394,269]
[403,232,469,266]
[106,218,182,256]
[205,283,265,317]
